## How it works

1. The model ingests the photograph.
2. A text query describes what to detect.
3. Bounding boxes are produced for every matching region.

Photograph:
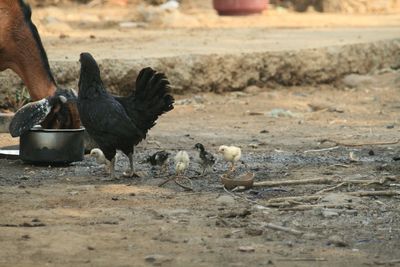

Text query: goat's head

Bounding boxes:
[0,0,56,100]
[0,0,80,130]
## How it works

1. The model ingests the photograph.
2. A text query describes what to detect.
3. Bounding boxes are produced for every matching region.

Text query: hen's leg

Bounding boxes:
[109,157,116,179]
[123,152,140,178]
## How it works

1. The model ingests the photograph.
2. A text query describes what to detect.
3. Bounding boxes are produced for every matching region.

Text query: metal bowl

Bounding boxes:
[20,126,85,164]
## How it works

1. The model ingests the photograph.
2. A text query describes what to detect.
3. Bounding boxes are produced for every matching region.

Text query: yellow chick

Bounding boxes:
[174,151,190,176]
[90,148,112,175]
[218,145,241,172]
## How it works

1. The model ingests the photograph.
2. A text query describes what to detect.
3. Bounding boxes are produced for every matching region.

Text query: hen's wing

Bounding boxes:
[79,95,144,148]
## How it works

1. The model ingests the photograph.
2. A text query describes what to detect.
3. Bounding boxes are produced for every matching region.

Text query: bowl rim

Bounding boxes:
[29,126,85,133]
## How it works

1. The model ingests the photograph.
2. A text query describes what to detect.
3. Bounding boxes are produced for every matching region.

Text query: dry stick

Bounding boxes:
[374,259,400,265]
[348,190,400,197]
[263,223,303,236]
[253,177,333,187]
[159,175,194,191]
[276,258,327,262]
[303,146,339,153]
[158,177,176,187]
[266,195,321,204]
[320,138,400,147]
[315,182,347,194]
[279,204,354,211]
[174,177,194,191]
[314,178,395,195]
[267,184,398,206]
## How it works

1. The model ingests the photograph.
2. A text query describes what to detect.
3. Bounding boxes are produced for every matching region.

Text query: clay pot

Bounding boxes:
[213,0,268,16]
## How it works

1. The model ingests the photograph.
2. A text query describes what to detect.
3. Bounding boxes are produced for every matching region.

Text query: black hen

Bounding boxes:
[77,52,174,178]
[194,143,216,176]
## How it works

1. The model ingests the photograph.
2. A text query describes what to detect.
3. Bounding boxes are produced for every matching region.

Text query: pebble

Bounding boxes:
[144,254,173,265]
[161,209,191,216]
[303,232,319,240]
[342,74,375,88]
[344,209,358,216]
[244,85,261,95]
[322,209,340,218]
[216,195,236,206]
[238,246,255,253]
[327,235,348,247]
[245,227,263,236]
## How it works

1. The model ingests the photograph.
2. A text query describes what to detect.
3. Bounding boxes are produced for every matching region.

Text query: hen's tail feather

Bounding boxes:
[129,67,174,133]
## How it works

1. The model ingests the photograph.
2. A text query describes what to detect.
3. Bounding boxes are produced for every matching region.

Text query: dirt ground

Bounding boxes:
[1,1,400,266]
[1,70,400,266]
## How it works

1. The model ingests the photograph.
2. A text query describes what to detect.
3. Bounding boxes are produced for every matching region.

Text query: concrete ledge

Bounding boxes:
[0,38,399,133]
[50,38,400,94]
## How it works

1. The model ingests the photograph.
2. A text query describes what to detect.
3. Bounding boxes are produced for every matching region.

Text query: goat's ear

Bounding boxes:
[19,0,32,20]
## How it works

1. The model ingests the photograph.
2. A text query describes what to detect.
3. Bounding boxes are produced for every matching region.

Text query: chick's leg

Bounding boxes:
[160,162,168,177]
[230,162,236,173]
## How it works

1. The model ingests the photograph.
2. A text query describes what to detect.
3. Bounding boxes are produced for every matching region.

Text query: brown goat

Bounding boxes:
[0,0,80,129]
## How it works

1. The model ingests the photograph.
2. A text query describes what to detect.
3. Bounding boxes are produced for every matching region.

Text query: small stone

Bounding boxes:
[386,124,395,129]
[303,232,318,240]
[342,74,374,88]
[245,227,263,236]
[322,209,339,218]
[248,143,259,148]
[327,235,348,247]
[144,254,173,264]
[193,95,205,104]
[21,234,30,240]
[238,246,255,252]
[344,209,358,216]
[368,150,375,156]
[244,85,261,95]
[111,197,119,201]
[216,195,235,206]
[87,246,95,250]
[260,130,269,134]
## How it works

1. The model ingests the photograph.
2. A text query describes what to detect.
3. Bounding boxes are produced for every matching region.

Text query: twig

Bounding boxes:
[279,203,354,211]
[332,164,350,168]
[159,175,194,191]
[315,182,346,194]
[174,177,193,191]
[315,177,395,194]
[348,190,400,197]
[263,223,303,236]
[266,195,321,204]
[374,259,400,265]
[254,177,333,187]
[276,258,327,262]
[158,177,176,187]
[303,146,339,153]
[321,138,400,147]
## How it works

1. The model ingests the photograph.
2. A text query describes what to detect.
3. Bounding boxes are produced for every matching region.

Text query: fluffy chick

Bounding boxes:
[174,151,190,176]
[194,143,215,176]
[90,148,112,174]
[143,150,170,175]
[218,145,241,172]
